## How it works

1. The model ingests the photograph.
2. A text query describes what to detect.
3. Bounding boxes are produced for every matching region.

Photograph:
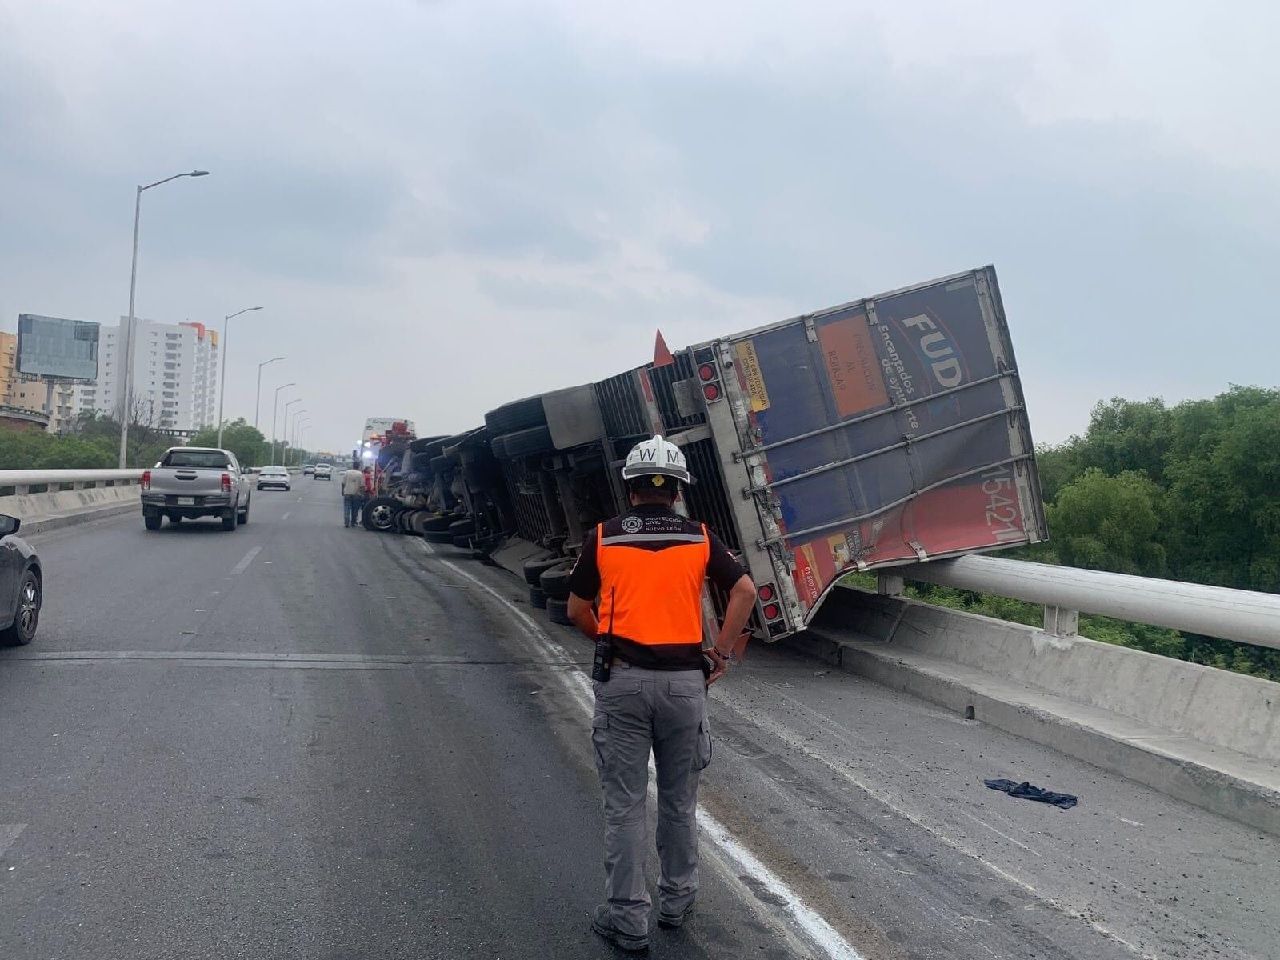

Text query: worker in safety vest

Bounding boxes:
[567,434,757,951]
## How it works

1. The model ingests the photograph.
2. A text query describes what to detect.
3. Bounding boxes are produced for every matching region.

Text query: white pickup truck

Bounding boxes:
[140,447,252,531]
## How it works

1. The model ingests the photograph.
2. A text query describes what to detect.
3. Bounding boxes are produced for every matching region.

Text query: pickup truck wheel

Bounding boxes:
[540,565,574,602]
[221,512,237,531]
[238,505,249,525]
[546,597,572,626]
[144,513,162,531]
[362,497,400,532]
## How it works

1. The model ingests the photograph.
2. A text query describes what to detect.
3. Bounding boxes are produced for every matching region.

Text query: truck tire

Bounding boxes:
[398,510,417,534]
[409,512,432,536]
[546,597,572,626]
[540,564,574,602]
[423,529,453,544]
[490,435,508,460]
[485,396,546,435]
[238,503,249,525]
[144,512,162,531]
[451,534,472,549]
[448,518,476,536]
[522,556,564,586]
[421,515,454,532]
[362,497,400,532]
[496,425,554,459]
[529,586,547,609]
[221,512,237,531]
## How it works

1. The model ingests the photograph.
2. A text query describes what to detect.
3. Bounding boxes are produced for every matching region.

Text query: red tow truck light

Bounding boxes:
[758,583,776,602]
[762,602,781,621]
[141,470,151,491]
[698,363,717,382]
[221,473,232,493]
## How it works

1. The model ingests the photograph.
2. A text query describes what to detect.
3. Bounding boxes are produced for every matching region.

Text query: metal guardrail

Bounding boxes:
[887,554,1280,653]
[0,470,144,496]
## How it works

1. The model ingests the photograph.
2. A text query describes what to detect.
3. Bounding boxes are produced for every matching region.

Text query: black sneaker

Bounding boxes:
[592,905,649,952]
[657,900,695,929]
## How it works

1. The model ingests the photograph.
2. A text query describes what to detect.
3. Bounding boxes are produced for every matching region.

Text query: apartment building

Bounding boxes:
[0,331,15,405]
[72,318,219,433]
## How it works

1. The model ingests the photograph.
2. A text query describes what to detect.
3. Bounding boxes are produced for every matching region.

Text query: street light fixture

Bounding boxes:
[270,381,295,464]
[254,357,285,431]
[216,305,263,448]
[117,169,210,468]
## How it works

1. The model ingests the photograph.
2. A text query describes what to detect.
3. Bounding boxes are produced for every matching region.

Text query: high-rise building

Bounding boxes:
[0,331,16,405]
[71,317,219,433]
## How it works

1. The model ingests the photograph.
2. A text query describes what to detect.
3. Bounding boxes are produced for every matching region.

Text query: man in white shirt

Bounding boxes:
[340,468,365,527]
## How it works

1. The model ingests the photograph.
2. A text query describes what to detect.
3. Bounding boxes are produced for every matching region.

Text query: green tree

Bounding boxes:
[1046,468,1166,575]
[188,419,268,467]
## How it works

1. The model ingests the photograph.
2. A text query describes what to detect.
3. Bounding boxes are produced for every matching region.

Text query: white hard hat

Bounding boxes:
[622,434,693,486]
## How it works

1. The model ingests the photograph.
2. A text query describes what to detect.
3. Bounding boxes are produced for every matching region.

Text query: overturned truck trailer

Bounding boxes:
[396,266,1047,641]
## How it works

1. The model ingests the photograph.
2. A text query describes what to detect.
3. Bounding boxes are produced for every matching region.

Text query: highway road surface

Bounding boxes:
[1,479,1276,959]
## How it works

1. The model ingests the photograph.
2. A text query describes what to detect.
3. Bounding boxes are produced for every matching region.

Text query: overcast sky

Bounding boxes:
[2,0,1277,452]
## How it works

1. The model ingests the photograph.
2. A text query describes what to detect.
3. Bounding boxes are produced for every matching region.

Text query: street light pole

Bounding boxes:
[290,411,308,466]
[254,356,284,431]
[117,169,209,468]
[216,305,262,448]
[281,398,301,465]
[292,414,309,466]
[271,382,295,464]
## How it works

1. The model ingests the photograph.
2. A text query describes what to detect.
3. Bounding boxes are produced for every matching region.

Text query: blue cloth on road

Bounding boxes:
[984,778,1078,809]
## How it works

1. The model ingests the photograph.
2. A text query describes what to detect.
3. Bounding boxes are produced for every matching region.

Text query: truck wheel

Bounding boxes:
[409,512,432,536]
[522,556,564,586]
[451,534,472,549]
[238,504,249,525]
[448,518,476,536]
[495,425,554,459]
[546,597,572,626]
[540,564,574,602]
[421,515,454,532]
[484,396,546,435]
[423,529,453,544]
[144,513,162,531]
[529,586,547,610]
[221,512,237,531]
[362,497,400,532]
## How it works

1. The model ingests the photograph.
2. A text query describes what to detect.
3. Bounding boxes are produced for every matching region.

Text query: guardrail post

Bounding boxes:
[877,572,904,596]
[1043,605,1079,638]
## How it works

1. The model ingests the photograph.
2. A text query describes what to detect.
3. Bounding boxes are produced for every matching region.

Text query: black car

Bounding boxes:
[0,514,41,646]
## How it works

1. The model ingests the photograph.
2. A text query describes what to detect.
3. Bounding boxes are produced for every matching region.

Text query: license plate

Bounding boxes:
[178,497,195,506]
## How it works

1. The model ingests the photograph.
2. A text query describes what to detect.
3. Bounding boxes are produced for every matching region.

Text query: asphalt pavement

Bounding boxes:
[1,479,1276,959]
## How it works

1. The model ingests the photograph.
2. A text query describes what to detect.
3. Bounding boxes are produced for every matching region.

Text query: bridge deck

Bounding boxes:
[1,480,1274,959]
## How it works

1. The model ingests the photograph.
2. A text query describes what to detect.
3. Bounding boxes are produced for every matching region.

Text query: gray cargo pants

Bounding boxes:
[592,663,712,937]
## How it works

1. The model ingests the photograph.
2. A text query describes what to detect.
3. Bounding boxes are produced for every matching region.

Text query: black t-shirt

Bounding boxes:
[568,504,746,669]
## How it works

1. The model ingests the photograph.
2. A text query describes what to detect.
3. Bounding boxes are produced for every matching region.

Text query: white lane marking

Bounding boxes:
[282,512,291,521]
[0,824,26,858]
[231,546,262,575]
[418,542,864,960]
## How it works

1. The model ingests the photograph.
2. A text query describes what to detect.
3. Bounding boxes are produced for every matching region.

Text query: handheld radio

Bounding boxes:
[591,588,616,682]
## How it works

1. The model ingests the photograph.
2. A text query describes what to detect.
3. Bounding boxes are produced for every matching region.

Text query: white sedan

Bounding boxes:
[257,466,292,491]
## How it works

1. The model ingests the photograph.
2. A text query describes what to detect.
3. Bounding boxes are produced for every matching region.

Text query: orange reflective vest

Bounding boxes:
[595,521,710,647]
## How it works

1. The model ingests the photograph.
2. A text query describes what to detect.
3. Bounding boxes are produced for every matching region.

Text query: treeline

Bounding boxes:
[0,415,279,470]
[909,386,1280,681]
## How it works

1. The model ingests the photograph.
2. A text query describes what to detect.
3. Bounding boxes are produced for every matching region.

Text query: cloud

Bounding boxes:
[1,0,1277,451]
